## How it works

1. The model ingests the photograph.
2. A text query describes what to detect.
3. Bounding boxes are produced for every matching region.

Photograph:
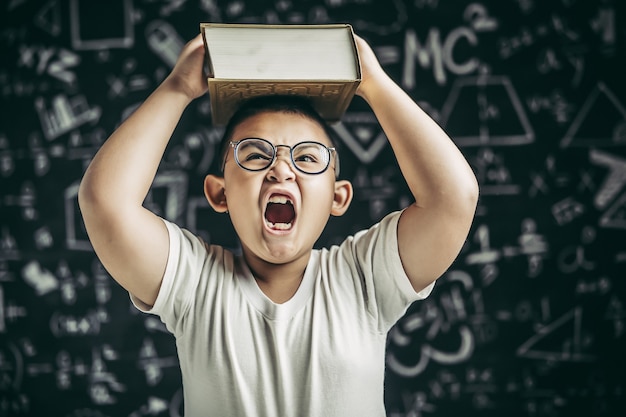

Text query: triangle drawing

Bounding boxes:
[440,75,534,146]
[516,307,595,362]
[560,82,626,148]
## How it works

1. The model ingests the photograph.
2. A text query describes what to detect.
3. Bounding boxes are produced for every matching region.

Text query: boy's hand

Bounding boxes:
[164,33,208,101]
[353,34,387,99]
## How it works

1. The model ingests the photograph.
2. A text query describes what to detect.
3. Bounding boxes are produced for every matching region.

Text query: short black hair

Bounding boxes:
[216,95,340,175]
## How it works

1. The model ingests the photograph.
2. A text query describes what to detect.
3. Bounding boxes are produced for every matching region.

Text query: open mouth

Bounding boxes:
[264,195,295,231]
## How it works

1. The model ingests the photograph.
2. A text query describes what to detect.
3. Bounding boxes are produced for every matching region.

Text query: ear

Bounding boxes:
[331,180,353,216]
[204,174,228,213]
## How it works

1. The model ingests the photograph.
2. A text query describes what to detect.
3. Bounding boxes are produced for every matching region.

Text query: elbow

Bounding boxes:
[78,176,97,229]
[78,172,107,222]
[444,170,479,208]
[443,173,480,221]
[467,175,480,209]
[77,174,94,215]
[461,175,480,221]
[77,176,88,212]
[77,174,100,239]
[457,165,480,212]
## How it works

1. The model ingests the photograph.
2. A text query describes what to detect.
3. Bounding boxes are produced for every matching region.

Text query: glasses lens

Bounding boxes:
[292,142,330,174]
[236,139,274,171]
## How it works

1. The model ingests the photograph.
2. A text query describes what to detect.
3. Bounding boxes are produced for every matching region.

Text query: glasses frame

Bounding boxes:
[223,137,338,176]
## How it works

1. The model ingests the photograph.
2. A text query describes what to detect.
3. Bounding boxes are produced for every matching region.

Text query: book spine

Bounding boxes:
[208,80,360,125]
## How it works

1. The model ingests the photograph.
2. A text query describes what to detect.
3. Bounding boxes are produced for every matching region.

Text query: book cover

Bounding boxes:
[200,23,361,126]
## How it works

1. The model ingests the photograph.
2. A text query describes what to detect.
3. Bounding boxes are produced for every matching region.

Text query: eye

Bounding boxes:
[293,143,328,166]
[238,140,274,163]
[294,153,320,163]
[244,152,272,162]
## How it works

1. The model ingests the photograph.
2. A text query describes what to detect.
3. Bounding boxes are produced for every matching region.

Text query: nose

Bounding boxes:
[267,147,296,181]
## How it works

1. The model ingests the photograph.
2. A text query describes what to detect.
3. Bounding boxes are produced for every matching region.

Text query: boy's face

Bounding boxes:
[206,111,352,266]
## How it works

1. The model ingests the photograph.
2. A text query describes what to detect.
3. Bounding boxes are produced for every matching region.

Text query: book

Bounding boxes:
[200,23,361,126]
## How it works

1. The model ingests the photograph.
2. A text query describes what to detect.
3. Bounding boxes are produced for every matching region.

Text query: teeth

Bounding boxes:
[268,196,291,204]
[266,221,292,230]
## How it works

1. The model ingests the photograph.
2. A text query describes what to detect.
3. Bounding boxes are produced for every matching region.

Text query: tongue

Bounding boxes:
[266,203,295,224]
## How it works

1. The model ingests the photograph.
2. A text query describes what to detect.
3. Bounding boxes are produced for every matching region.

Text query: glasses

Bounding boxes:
[223,138,338,176]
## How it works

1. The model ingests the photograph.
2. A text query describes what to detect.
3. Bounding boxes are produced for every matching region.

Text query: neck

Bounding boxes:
[243,251,310,304]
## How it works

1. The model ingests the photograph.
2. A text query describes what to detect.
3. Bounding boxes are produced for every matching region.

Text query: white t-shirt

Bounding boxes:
[133,211,434,417]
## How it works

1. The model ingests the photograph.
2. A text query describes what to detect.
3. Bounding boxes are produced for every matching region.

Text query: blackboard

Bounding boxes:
[1,0,625,416]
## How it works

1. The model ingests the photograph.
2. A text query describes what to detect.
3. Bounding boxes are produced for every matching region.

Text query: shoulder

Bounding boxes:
[159,219,237,295]
[325,210,403,258]
[144,220,236,320]
[313,211,404,288]
[162,219,230,261]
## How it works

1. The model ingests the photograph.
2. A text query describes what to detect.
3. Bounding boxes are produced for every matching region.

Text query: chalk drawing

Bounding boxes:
[590,149,626,210]
[440,75,534,146]
[517,307,595,362]
[557,226,596,274]
[599,191,626,229]
[560,82,626,148]
[333,112,389,164]
[387,326,474,377]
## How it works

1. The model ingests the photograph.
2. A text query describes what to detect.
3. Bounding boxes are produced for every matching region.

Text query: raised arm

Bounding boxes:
[353,35,479,293]
[78,34,208,307]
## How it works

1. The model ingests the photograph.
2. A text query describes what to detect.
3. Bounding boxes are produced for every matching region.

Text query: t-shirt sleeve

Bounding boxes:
[129,218,208,335]
[337,210,435,332]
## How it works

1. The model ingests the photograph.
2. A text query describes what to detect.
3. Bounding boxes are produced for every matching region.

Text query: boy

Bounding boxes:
[79,32,479,416]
